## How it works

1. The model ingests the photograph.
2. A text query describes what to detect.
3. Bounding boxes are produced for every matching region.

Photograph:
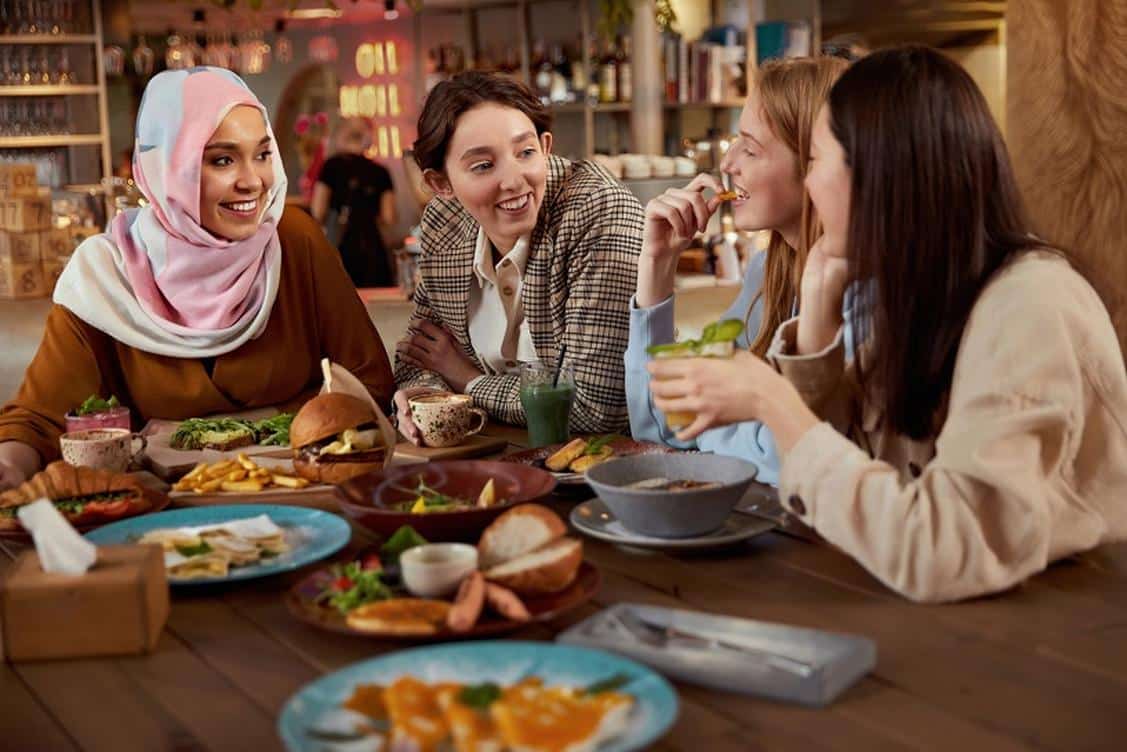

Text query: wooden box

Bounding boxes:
[0,231,41,264]
[0,163,38,197]
[40,228,74,261]
[0,260,47,299]
[42,257,68,292]
[0,196,51,233]
[0,545,169,662]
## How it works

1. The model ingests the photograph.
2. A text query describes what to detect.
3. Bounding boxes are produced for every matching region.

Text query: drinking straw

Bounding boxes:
[552,343,567,387]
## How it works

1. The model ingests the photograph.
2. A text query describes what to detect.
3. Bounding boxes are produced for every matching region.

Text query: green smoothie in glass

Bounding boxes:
[519,361,575,447]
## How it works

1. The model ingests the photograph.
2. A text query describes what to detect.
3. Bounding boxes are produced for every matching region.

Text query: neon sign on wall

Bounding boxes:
[340,40,405,158]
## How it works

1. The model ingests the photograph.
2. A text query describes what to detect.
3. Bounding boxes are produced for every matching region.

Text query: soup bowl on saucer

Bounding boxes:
[585,454,757,538]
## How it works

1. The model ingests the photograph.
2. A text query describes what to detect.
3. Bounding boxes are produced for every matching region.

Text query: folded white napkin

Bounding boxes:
[17,499,98,575]
[172,514,283,540]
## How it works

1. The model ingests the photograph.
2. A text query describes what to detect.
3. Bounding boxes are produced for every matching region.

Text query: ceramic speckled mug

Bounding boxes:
[59,428,147,472]
[408,393,488,448]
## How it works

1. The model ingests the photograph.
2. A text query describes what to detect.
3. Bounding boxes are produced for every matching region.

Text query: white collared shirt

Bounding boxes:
[466,228,538,386]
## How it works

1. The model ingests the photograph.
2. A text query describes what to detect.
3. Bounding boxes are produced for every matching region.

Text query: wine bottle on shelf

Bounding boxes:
[598,39,618,104]
[570,38,588,98]
[549,44,571,103]
[533,40,552,104]
[617,35,632,103]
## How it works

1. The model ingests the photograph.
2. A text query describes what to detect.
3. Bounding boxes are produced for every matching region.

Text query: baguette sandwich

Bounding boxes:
[0,461,152,531]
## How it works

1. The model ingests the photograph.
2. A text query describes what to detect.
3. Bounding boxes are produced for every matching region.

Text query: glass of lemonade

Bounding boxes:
[519,361,576,447]
[647,319,744,431]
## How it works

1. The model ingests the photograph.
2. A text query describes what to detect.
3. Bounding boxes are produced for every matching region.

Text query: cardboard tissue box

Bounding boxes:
[40,228,74,261]
[0,196,51,233]
[0,499,169,662]
[1,544,169,662]
[42,257,69,291]
[0,230,41,264]
[0,163,38,197]
[0,260,47,299]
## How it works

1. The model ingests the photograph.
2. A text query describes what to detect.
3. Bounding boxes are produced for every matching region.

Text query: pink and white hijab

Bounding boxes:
[54,67,287,358]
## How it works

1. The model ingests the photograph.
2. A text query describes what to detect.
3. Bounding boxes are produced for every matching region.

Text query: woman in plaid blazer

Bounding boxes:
[393,72,643,440]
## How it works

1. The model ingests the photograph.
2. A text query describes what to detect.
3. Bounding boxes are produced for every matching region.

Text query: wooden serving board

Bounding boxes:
[166,454,427,513]
[140,413,292,481]
[392,432,510,461]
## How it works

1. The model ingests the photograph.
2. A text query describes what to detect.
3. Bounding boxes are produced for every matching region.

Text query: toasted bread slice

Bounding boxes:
[483,538,582,596]
[477,504,566,571]
[345,598,452,635]
[545,438,586,472]
[567,447,612,473]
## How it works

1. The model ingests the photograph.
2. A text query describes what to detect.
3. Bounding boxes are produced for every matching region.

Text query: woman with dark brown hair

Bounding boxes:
[647,46,1127,602]
[626,55,849,486]
[393,71,643,441]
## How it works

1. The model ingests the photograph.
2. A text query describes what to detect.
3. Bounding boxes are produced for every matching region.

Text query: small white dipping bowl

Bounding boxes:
[400,543,479,598]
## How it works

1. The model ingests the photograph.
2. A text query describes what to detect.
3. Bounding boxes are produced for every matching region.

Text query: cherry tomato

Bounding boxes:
[331,576,354,592]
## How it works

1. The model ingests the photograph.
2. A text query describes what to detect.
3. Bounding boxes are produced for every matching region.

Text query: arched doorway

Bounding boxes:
[273,64,339,203]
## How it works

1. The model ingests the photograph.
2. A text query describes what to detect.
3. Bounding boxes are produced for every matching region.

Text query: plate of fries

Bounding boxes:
[173,453,312,494]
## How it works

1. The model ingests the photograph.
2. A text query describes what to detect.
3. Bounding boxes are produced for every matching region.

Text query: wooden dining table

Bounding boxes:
[1,425,1125,751]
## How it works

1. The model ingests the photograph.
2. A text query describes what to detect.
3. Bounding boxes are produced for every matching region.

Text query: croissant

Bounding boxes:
[0,462,151,531]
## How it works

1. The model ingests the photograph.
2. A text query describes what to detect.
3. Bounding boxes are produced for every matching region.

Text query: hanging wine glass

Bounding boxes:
[102,45,125,77]
[202,32,223,67]
[227,32,243,73]
[57,49,73,84]
[273,19,293,65]
[37,46,50,84]
[132,35,155,77]
[165,32,186,70]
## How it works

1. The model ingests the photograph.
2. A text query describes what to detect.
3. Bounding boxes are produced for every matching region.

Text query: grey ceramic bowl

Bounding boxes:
[585,453,758,538]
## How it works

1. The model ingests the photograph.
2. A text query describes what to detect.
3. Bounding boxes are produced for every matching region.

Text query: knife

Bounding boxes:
[612,608,815,678]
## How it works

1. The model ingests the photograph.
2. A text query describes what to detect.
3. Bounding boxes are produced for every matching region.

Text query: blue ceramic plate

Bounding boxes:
[278,641,679,752]
[85,504,351,586]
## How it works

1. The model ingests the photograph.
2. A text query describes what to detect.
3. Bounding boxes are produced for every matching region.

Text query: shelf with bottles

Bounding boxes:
[0,134,102,147]
[0,34,96,44]
[0,84,97,95]
[0,1,95,38]
[0,43,93,88]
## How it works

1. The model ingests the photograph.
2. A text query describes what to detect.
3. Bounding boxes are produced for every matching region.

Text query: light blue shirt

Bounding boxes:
[625,252,858,487]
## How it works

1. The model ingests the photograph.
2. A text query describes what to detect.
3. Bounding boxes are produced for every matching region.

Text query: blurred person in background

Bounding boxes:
[312,117,398,288]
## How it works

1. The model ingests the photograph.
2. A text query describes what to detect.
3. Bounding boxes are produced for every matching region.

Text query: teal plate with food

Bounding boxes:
[85,504,350,585]
[278,641,679,752]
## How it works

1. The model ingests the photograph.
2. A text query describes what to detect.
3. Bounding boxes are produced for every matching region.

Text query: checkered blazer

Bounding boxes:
[394,155,643,433]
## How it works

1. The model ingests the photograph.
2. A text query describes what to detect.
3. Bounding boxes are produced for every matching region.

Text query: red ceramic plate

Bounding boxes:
[0,486,172,541]
[335,460,557,542]
[285,561,600,642]
[499,437,677,485]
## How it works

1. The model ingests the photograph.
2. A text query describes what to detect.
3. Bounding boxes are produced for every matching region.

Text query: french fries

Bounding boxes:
[172,453,310,494]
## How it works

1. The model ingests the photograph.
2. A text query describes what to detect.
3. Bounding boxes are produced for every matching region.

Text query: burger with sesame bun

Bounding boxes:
[290,392,396,485]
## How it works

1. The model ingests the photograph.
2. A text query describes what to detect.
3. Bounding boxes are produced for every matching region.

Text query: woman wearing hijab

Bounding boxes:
[0,67,394,490]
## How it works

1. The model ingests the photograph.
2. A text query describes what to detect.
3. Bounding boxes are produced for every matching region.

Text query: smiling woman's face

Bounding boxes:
[719,89,805,238]
[430,102,552,252]
[198,104,275,241]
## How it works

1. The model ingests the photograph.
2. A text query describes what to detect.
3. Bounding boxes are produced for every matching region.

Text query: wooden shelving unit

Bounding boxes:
[0,34,98,45]
[0,84,101,96]
[414,0,746,159]
[0,0,111,189]
[0,134,104,147]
